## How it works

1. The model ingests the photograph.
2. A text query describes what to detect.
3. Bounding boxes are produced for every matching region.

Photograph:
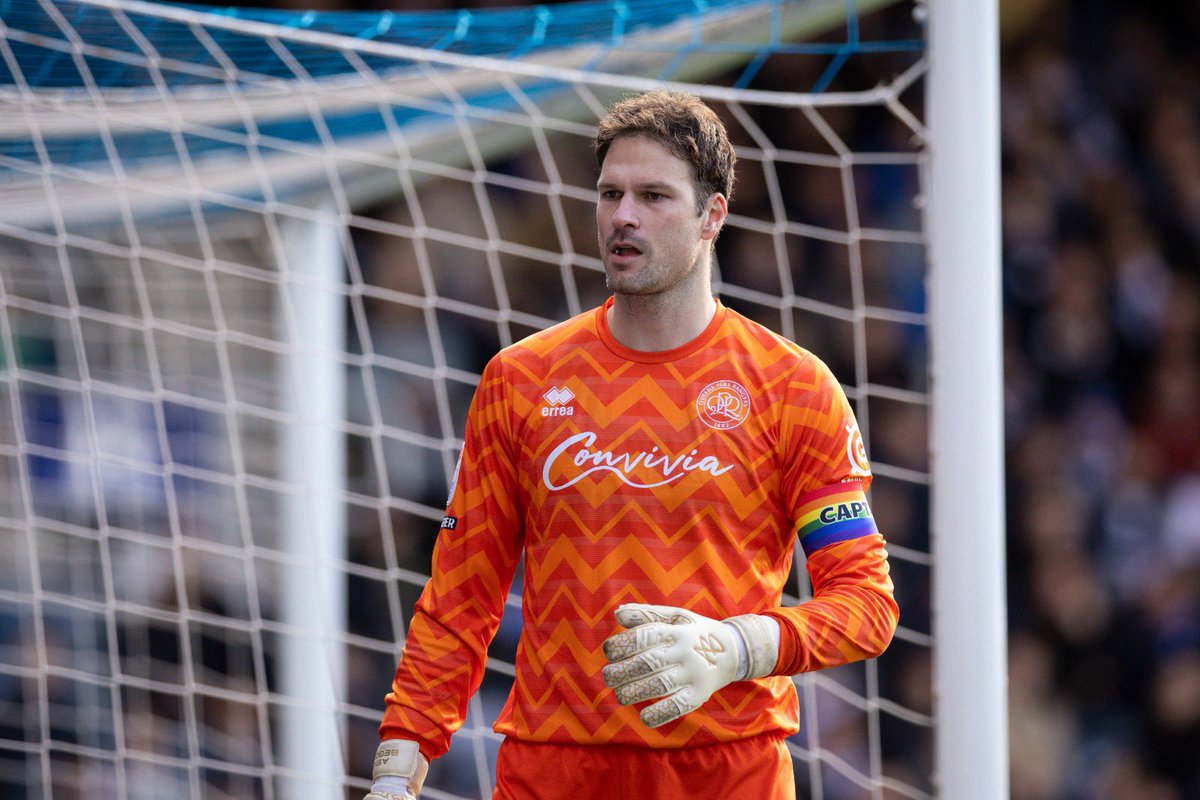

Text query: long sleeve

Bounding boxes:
[765,354,899,676]
[765,533,897,675]
[378,303,899,754]
[379,355,525,761]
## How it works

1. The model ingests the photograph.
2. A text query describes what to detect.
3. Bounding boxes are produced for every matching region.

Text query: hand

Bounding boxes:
[601,604,778,728]
[367,740,428,800]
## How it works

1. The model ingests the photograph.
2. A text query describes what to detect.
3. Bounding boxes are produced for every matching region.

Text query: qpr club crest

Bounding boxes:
[696,380,751,430]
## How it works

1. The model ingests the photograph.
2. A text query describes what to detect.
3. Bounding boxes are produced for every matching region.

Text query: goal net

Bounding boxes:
[0,0,988,797]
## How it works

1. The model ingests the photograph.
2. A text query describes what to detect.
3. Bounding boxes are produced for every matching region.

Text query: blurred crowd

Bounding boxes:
[1000,1,1200,797]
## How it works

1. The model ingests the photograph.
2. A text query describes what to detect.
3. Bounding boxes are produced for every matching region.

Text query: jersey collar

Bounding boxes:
[595,296,728,364]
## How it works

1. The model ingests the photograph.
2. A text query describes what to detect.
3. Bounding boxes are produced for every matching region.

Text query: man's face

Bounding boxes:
[596,135,724,297]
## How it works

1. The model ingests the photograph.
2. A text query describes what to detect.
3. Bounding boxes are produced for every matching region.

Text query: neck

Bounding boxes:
[607,276,717,352]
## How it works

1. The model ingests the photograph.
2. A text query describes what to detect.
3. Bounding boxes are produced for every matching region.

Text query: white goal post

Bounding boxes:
[926,1,1007,797]
[0,0,1005,797]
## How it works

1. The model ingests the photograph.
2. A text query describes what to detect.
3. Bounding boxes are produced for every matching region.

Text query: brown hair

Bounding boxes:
[594,90,736,213]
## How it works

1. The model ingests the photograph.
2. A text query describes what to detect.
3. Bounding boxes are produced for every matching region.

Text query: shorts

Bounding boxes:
[492,735,796,800]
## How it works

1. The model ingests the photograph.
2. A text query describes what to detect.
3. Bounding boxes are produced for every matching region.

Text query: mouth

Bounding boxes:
[609,241,644,261]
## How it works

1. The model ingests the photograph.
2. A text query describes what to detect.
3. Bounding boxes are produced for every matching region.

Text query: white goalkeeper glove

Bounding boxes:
[365,739,428,800]
[601,603,779,728]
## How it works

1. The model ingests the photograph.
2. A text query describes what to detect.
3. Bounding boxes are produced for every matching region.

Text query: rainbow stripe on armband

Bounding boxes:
[796,483,879,556]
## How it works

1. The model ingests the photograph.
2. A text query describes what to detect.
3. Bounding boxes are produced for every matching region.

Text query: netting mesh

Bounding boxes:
[0,0,933,797]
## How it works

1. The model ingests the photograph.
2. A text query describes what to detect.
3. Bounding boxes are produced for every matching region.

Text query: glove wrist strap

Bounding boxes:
[373,740,428,795]
[725,614,779,680]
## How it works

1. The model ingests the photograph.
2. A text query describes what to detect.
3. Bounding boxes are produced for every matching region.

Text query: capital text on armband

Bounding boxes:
[817,501,872,524]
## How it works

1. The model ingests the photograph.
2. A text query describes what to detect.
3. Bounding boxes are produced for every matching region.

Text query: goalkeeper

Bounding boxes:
[367,90,898,800]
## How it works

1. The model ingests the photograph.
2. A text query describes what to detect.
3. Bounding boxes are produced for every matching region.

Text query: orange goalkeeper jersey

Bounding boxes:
[380,298,898,760]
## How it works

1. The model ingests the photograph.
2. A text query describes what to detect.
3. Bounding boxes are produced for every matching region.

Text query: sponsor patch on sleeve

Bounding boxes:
[796,483,878,556]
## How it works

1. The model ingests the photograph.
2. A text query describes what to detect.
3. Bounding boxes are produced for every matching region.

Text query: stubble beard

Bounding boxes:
[603,245,707,303]
[605,262,659,295]
[602,236,659,296]
[599,224,708,302]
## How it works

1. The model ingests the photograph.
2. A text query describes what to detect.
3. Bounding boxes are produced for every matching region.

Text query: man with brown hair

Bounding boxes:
[366,89,897,800]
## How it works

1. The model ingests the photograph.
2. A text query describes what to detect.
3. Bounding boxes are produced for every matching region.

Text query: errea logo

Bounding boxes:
[541,386,576,417]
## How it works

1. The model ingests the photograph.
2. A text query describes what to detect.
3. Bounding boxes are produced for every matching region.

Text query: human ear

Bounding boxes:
[701,193,728,240]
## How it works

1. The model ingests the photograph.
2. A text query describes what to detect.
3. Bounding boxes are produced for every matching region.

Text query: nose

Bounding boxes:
[611,194,639,229]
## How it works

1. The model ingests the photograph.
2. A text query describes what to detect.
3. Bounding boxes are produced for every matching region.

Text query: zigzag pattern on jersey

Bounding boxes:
[499,305,873,747]
[383,351,526,761]
[382,302,896,757]
[768,533,898,676]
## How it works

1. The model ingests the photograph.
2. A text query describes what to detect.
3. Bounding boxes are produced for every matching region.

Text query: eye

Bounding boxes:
[600,189,621,201]
[644,191,664,201]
